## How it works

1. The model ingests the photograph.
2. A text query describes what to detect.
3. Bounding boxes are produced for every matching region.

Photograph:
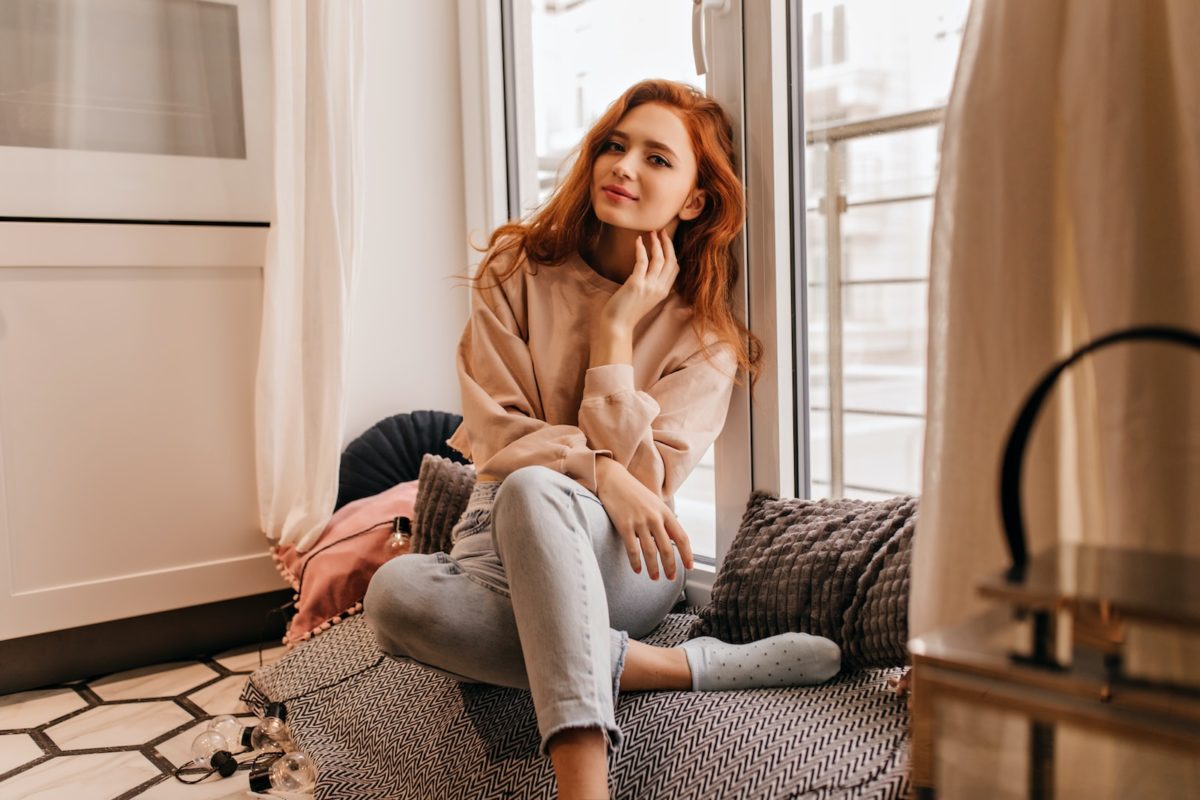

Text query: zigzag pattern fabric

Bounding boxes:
[242,612,910,799]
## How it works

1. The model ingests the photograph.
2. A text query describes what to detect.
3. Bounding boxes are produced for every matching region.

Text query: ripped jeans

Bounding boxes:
[363,465,686,756]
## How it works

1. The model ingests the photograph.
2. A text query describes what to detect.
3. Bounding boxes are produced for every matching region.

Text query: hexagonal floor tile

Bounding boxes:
[187,676,254,716]
[45,701,193,750]
[90,661,221,702]
[0,688,89,730]
[213,643,288,673]
[154,715,258,769]
[0,750,160,799]
[0,732,46,775]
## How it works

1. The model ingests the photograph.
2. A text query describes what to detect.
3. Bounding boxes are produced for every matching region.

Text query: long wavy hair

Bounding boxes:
[472,79,762,382]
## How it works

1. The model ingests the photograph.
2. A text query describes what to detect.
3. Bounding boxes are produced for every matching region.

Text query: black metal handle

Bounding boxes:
[999,325,1200,582]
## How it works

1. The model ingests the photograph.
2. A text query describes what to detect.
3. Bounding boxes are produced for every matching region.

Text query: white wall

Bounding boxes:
[344,0,470,442]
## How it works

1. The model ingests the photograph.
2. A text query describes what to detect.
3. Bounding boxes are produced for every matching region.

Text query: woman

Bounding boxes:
[365,79,840,799]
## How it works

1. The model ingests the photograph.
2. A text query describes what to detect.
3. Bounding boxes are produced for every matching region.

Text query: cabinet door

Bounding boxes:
[0,0,271,221]
[0,223,280,640]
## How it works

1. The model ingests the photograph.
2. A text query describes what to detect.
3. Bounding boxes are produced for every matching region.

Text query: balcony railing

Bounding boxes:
[806,106,945,499]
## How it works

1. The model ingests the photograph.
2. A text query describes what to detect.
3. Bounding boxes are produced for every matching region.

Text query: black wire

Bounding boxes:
[256,518,401,663]
[295,519,396,592]
[171,748,259,785]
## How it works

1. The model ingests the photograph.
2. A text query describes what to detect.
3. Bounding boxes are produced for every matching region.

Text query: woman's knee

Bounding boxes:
[363,555,428,654]
[491,466,572,541]
[494,465,564,510]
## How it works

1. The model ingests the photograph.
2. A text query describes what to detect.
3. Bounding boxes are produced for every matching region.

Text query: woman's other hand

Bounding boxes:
[594,456,693,580]
[599,230,679,331]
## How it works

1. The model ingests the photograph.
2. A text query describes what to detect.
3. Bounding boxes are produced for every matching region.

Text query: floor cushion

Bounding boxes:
[241,612,910,799]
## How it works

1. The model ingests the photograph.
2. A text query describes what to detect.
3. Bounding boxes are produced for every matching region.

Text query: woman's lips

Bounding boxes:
[601,187,636,203]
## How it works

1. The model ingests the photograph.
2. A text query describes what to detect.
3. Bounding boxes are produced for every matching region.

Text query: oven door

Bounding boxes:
[0,0,271,222]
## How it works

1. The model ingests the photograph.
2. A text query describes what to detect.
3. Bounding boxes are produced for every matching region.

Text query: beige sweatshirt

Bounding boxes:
[446,246,738,502]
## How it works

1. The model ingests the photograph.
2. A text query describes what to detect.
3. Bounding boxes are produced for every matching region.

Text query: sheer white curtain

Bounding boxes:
[914,0,1200,794]
[257,0,366,552]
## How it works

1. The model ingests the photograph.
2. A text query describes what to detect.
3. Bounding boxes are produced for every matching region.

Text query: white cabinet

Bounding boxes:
[0,222,282,640]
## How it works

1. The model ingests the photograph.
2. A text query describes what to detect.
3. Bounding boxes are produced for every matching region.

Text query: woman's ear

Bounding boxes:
[678,188,707,222]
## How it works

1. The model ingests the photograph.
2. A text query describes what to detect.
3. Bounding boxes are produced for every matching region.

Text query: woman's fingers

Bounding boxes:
[632,234,649,278]
[650,522,676,581]
[665,513,694,570]
[638,527,660,580]
[621,524,643,574]
[648,228,665,277]
[661,230,679,280]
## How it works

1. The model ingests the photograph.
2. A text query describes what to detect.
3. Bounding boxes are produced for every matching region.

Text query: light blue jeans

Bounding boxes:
[363,465,686,755]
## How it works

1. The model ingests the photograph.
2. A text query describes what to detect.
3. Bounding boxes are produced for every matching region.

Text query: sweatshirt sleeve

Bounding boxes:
[446,264,611,492]
[576,342,737,500]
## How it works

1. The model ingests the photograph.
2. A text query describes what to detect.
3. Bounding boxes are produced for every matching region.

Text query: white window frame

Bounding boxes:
[455,0,800,605]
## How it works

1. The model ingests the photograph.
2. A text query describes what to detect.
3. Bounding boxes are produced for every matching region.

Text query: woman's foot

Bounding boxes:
[678,633,841,690]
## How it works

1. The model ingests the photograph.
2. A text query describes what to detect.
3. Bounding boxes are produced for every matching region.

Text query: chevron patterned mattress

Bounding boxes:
[242,612,910,799]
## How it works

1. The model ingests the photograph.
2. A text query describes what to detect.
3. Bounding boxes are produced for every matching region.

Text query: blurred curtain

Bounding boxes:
[257,0,365,551]
[913,0,1200,795]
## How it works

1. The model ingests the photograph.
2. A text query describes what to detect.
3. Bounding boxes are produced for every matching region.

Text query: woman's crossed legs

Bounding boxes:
[363,466,685,759]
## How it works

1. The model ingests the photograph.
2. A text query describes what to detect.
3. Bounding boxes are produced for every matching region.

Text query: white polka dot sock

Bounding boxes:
[678,633,842,691]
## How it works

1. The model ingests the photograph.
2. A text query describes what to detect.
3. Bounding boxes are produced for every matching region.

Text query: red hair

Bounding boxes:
[473,79,762,382]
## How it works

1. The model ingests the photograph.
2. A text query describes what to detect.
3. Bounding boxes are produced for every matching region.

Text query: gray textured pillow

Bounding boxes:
[411,454,476,554]
[691,491,917,668]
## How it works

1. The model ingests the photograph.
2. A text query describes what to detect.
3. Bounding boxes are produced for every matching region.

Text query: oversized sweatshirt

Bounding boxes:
[445,246,739,502]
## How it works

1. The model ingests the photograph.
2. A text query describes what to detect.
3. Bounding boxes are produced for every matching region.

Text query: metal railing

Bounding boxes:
[807,106,944,498]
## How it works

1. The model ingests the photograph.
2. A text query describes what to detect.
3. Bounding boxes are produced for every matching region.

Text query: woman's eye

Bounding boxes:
[650,155,671,167]
[603,141,624,152]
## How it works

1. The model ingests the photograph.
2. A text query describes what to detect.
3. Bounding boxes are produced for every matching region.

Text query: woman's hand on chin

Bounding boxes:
[594,456,693,581]
[598,229,679,332]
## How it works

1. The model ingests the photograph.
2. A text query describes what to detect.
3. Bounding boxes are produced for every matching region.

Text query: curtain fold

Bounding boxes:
[914,0,1200,794]
[256,0,366,552]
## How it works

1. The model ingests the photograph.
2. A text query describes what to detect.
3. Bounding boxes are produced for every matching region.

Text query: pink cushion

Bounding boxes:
[272,480,420,647]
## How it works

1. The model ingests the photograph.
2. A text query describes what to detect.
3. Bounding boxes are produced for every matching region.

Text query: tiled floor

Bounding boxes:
[0,642,307,800]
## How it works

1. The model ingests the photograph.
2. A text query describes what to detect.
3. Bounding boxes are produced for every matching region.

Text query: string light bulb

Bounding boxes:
[248,750,318,794]
[249,702,296,752]
[189,730,238,778]
[207,714,246,749]
[385,516,412,554]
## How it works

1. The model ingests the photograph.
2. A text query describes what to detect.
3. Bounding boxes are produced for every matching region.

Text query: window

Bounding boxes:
[802,0,968,500]
[460,0,970,589]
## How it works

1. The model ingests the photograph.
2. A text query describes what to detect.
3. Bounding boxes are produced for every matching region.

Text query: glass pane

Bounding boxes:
[842,282,927,415]
[843,126,940,204]
[674,444,715,563]
[843,412,923,495]
[525,0,717,556]
[843,199,933,282]
[809,409,831,486]
[528,0,701,205]
[801,0,963,499]
[0,0,246,158]
[806,208,830,410]
[844,485,899,501]
[803,0,970,126]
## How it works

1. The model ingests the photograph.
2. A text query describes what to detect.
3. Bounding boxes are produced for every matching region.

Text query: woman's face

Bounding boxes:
[590,102,706,235]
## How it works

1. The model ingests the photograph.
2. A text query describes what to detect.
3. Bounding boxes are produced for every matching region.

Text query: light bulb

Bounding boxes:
[385,516,411,554]
[248,750,317,794]
[208,715,244,749]
[249,702,294,752]
[190,730,237,777]
[250,716,294,752]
